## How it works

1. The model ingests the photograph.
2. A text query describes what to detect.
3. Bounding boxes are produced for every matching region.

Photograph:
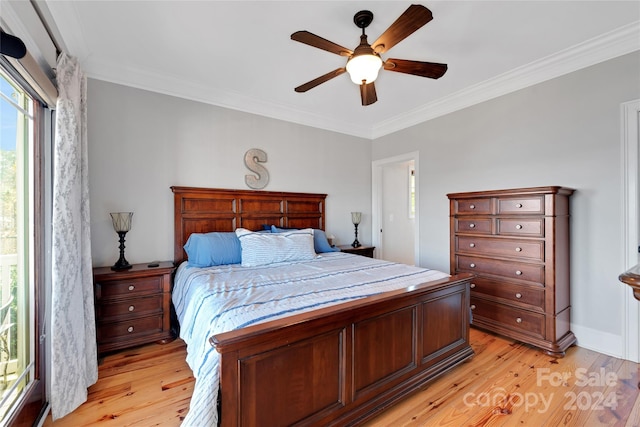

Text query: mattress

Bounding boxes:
[172,251,449,426]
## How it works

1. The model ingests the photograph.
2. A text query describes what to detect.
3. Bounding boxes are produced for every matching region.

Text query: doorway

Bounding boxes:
[372,152,419,265]
[622,99,640,363]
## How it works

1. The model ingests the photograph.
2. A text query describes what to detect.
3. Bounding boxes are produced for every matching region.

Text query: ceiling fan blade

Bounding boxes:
[291,31,353,57]
[295,68,347,93]
[371,5,433,54]
[360,82,377,106]
[384,59,447,79]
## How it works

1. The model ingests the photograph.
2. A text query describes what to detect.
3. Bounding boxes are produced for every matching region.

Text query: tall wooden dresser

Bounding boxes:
[448,186,575,356]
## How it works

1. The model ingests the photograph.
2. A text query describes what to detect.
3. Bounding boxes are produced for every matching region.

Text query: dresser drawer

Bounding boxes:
[97,315,164,342]
[497,218,544,237]
[471,297,545,339]
[455,236,544,261]
[497,196,544,215]
[456,255,544,284]
[470,277,545,311]
[97,295,163,321]
[455,218,492,234]
[454,198,492,215]
[97,276,163,299]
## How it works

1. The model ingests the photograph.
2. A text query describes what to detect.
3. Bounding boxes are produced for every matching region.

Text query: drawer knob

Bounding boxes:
[470,263,476,268]
[128,285,135,291]
[127,326,134,333]
[469,243,475,248]
[516,203,523,208]
[516,317,523,323]
[469,204,475,209]
[470,283,476,288]
[515,270,522,276]
[128,305,135,312]
[515,224,523,230]
[515,293,522,299]
[469,223,475,229]
[515,247,522,252]
[470,304,476,310]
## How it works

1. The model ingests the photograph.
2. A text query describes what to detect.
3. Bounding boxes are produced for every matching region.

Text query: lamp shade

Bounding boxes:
[346,54,382,85]
[110,212,133,232]
[351,212,362,225]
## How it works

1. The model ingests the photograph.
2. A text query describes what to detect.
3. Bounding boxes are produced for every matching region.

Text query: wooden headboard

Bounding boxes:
[171,186,327,264]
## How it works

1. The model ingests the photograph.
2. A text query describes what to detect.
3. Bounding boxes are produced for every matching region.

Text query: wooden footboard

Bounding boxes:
[212,273,474,427]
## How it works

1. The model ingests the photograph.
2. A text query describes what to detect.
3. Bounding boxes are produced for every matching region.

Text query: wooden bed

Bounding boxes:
[171,186,474,427]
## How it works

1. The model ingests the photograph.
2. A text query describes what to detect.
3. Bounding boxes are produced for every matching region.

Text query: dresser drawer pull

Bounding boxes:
[470,283,476,288]
[470,263,476,268]
[470,304,476,310]
[516,203,523,208]
[516,317,523,323]
[128,305,135,312]
[469,223,475,229]
[515,247,522,252]
[469,243,475,248]
[515,224,523,230]
[469,204,475,209]
[127,326,134,333]
[515,270,522,276]
[128,285,135,291]
[515,293,522,299]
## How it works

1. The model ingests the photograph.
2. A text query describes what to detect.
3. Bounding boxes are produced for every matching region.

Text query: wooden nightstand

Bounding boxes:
[338,245,375,258]
[93,261,175,355]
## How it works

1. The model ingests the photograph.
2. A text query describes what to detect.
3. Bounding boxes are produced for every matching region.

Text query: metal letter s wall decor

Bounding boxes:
[244,148,270,189]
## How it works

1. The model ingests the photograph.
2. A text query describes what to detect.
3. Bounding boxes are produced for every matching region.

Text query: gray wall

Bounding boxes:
[372,52,640,353]
[87,81,372,267]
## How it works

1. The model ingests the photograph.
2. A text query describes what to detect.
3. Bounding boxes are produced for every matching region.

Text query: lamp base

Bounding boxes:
[111,260,132,271]
[351,240,361,248]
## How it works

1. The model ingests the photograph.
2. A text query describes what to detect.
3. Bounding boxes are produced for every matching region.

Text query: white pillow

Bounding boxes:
[235,228,317,267]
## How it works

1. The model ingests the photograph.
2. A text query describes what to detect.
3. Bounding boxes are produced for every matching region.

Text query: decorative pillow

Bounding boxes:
[271,226,340,253]
[183,232,242,267]
[235,227,316,267]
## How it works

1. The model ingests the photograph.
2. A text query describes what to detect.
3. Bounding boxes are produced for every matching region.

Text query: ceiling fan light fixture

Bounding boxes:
[346,53,382,85]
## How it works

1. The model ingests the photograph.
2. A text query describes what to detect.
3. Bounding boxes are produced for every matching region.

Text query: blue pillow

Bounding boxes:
[183,232,242,267]
[271,226,340,253]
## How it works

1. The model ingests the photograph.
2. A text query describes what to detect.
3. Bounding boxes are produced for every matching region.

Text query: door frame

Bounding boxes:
[372,151,420,264]
[621,99,640,363]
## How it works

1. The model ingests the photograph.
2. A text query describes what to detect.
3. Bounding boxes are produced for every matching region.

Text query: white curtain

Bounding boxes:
[50,53,97,420]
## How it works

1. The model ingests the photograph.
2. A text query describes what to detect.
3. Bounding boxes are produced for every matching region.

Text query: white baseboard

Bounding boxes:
[571,323,624,359]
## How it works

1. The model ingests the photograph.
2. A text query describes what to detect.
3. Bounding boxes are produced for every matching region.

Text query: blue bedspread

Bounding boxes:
[172,252,448,426]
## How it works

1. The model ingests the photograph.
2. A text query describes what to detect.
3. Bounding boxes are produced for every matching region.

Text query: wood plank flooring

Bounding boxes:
[43,328,640,426]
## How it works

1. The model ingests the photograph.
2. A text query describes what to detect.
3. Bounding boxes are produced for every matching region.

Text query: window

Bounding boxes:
[0,64,44,425]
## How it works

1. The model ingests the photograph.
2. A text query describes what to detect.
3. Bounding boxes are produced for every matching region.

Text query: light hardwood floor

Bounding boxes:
[44,328,640,426]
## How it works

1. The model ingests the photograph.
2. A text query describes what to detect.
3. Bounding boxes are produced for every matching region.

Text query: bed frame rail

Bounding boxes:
[212,273,474,427]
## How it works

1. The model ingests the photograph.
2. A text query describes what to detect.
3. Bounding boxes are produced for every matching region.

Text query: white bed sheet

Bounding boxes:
[172,251,449,426]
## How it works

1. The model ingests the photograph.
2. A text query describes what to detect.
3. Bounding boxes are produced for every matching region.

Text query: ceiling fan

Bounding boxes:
[291,4,447,106]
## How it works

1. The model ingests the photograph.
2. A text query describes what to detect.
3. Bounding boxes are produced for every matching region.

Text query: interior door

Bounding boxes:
[380,160,415,265]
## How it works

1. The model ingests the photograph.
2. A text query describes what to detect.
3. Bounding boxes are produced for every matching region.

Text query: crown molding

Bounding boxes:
[371,21,640,139]
[45,0,639,141]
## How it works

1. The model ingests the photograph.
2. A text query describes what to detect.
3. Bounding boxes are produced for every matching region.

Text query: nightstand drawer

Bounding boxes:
[97,316,164,342]
[97,295,163,321]
[471,297,545,339]
[97,276,163,299]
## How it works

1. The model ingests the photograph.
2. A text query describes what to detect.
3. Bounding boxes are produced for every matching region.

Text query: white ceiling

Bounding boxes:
[42,1,640,139]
